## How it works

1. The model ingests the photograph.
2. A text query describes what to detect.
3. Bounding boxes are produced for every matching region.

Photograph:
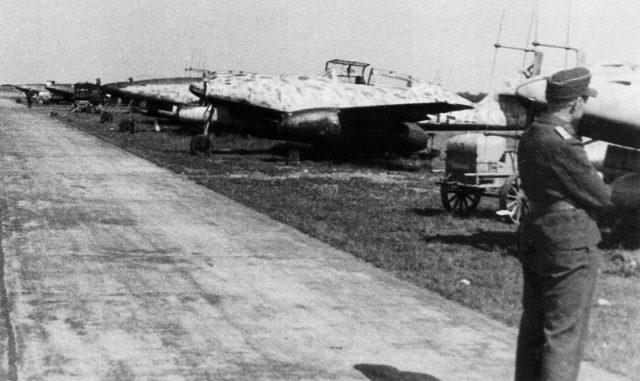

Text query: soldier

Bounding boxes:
[515,67,613,381]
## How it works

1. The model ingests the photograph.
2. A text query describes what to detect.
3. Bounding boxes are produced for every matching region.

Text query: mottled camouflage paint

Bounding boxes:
[102,71,255,106]
[198,71,472,112]
[102,77,204,105]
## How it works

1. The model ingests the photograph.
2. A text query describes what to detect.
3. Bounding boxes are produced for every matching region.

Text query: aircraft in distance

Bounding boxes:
[100,76,225,125]
[14,83,49,104]
[14,83,46,96]
[14,81,73,104]
[45,83,80,103]
[188,68,473,156]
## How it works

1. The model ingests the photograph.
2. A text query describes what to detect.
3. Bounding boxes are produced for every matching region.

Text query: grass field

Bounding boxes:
[21,100,640,379]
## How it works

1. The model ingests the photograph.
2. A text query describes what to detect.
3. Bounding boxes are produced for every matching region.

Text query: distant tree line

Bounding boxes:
[457,91,488,103]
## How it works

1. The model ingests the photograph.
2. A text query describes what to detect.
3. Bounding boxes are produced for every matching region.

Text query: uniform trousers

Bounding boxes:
[515,245,600,381]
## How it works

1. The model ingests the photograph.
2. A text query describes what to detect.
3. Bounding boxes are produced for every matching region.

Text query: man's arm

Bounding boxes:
[551,139,613,211]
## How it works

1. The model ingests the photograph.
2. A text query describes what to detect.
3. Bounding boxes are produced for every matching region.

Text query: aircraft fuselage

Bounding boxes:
[189,72,472,155]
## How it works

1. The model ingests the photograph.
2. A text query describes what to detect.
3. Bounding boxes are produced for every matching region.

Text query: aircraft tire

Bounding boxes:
[100,111,114,123]
[118,119,135,133]
[189,134,213,155]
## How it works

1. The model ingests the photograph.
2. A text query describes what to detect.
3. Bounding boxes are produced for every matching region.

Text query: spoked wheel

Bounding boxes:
[440,183,482,216]
[499,173,528,224]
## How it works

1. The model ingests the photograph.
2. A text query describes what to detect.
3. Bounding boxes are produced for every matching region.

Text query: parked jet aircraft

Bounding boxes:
[14,83,47,104]
[188,70,473,156]
[322,58,520,131]
[44,83,77,103]
[15,81,73,104]
[14,83,46,95]
[100,76,216,124]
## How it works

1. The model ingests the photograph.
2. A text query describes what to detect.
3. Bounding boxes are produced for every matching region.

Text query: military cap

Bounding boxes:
[546,67,597,101]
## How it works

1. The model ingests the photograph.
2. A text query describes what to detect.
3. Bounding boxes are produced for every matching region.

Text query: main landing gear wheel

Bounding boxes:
[499,173,528,224]
[189,134,213,155]
[440,184,482,216]
[100,111,114,123]
[119,119,136,133]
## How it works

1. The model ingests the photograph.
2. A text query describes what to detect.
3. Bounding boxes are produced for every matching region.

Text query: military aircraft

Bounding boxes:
[15,81,73,104]
[14,83,48,104]
[187,66,475,156]
[14,83,46,95]
[100,76,218,125]
[322,59,520,131]
[44,83,78,103]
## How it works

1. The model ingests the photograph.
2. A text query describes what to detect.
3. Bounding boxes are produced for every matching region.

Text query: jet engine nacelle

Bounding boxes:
[177,105,211,123]
[393,122,430,154]
[38,90,52,102]
[280,108,342,145]
[280,109,429,154]
[612,173,640,210]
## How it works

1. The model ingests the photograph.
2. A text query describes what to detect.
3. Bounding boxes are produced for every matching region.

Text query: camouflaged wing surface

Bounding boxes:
[202,72,472,115]
[103,77,205,105]
[105,72,256,106]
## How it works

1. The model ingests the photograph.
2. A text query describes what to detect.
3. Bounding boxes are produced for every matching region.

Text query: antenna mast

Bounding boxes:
[523,4,539,69]
[565,0,573,67]
[489,8,505,85]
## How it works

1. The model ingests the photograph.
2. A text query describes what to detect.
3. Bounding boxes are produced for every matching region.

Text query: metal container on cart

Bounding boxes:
[439,132,526,223]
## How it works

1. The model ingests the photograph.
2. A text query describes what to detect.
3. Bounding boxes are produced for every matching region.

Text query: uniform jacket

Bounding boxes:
[518,113,612,250]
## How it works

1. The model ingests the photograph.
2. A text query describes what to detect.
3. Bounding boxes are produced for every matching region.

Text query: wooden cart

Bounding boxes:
[439,133,527,224]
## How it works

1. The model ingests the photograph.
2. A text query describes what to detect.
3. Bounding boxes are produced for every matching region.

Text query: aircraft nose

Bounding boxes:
[515,77,548,103]
[189,83,206,98]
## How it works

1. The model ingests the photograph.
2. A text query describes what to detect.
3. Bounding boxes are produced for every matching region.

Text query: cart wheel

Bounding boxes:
[441,183,482,216]
[499,173,528,224]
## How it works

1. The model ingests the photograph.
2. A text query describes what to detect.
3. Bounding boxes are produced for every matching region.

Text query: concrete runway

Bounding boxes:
[0,98,626,380]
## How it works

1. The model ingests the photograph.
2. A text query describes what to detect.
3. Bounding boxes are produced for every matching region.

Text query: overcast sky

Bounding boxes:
[1,0,639,92]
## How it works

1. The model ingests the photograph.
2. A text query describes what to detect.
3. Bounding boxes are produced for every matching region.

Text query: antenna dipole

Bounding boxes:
[565,0,573,67]
[489,8,506,85]
[523,4,539,68]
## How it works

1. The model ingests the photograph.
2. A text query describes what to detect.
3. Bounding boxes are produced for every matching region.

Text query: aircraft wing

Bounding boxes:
[338,102,473,124]
[45,85,74,98]
[415,93,542,132]
[101,88,186,106]
[134,92,187,106]
[102,81,201,107]
[191,92,286,126]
